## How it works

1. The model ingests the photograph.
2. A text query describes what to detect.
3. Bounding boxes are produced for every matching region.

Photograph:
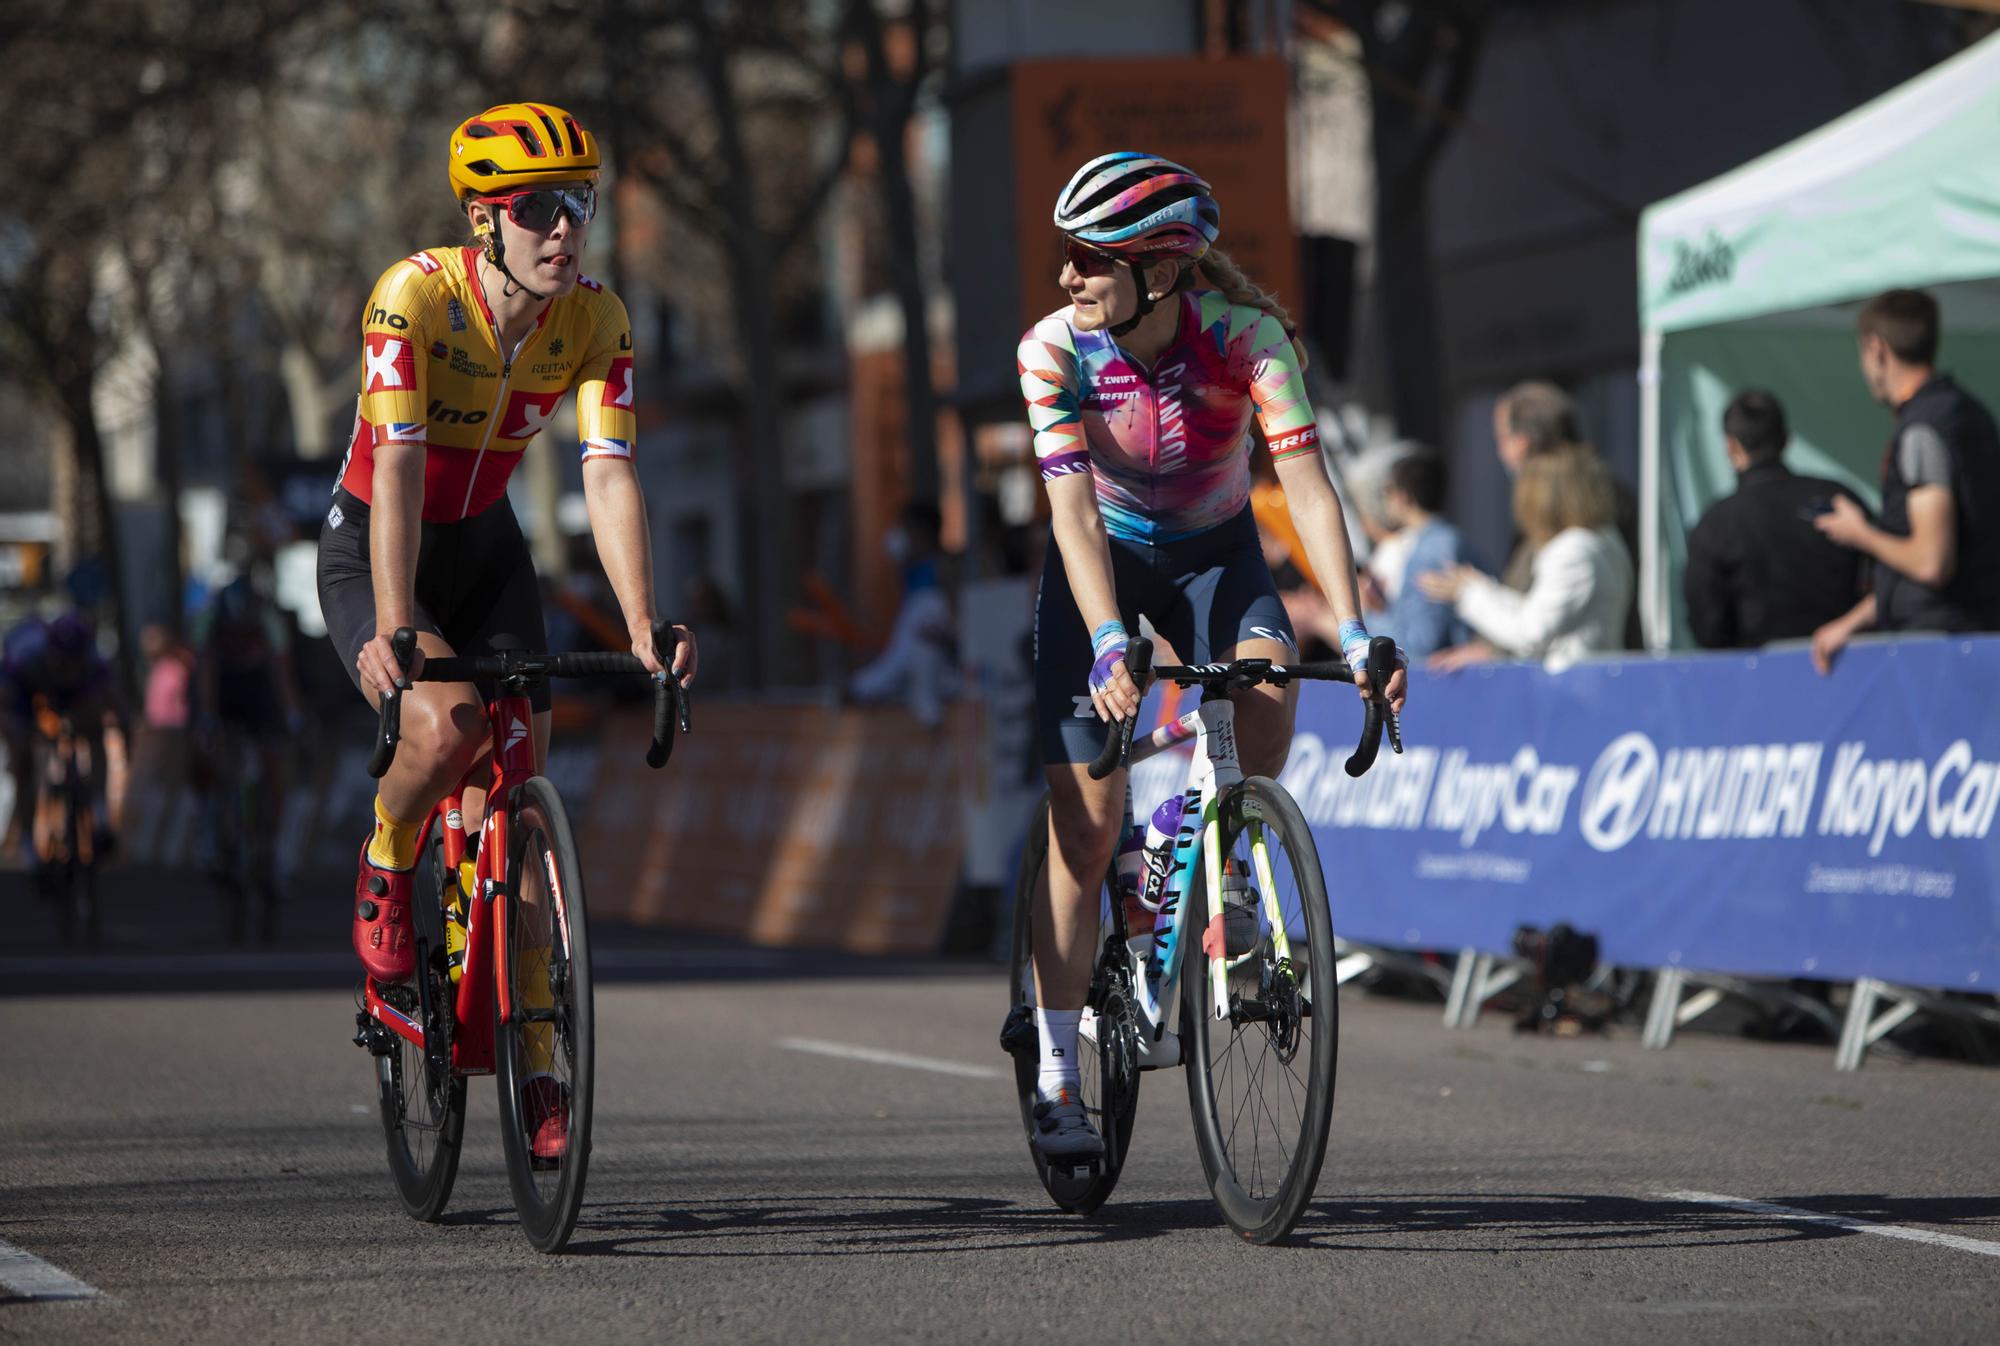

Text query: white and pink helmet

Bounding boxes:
[1052,152,1220,260]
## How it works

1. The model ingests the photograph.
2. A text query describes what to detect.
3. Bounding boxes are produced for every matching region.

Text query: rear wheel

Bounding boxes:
[1181,777,1338,1244]
[494,776,595,1253]
[1004,793,1138,1216]
[375,823,466,1221]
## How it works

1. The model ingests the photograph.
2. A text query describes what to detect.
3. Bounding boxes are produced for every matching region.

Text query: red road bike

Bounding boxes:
[351,625,687,1252]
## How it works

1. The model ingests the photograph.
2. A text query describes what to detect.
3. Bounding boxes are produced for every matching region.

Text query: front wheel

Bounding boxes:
[494,775,595,1253]
[1181,777,1338,1244]
[375,824,466,1221]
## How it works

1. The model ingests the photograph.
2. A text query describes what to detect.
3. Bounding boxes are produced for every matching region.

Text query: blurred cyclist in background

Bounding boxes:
[1017,151,1407,1163]
[192,540,305,940]
[1,610,125,887]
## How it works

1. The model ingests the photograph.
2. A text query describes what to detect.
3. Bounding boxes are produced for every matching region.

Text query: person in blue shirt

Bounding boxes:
[1380,449,1473,659]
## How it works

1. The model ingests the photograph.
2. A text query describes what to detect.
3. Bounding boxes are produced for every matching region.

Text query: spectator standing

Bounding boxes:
[1490,381,1586,590]
[1684,389,1867,648]
[1812,289,2000,672]
[1416,447,1631,672]
[1378,450,1472,659]
[848,502,958,727]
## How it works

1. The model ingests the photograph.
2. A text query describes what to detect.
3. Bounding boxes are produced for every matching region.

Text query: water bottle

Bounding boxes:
[1138,792,1189,914]
[445,857,474,983]
[1114,784,1148,951]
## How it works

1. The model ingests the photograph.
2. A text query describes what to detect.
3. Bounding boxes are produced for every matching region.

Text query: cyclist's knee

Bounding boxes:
[1232,687,1295,775]
[395,694,487,777]
[1045,776,1122,872]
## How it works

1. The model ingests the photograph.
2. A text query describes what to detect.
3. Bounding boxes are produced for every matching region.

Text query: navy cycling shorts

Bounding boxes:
[1034,506,1295,765]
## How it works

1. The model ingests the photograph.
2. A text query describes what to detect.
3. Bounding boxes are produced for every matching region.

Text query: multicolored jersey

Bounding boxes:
[337,246,636,522]
[1017,291,1318,543]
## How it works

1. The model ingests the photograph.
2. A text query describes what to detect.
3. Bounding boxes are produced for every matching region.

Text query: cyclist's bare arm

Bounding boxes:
[1272,451,1407,713]
[1046,470,1140,722]
[362,444,427,700]
[581,457,692,686]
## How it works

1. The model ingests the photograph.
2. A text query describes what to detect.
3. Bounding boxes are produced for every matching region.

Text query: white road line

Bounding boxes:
[0,1239,103,1302]
[1660,1190,2000,1260]
[778,1037,1006,1080]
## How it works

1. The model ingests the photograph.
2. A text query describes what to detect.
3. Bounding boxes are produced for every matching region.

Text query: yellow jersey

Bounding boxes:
[337,246,636,522]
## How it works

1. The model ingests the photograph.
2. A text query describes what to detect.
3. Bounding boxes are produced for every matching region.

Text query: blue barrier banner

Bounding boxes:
[1273,637,2000,992]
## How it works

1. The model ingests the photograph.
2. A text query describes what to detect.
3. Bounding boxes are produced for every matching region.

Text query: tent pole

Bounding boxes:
[1639,327,1664,650]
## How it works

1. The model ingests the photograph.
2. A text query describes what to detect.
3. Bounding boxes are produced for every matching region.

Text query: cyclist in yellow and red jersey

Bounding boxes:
[317,102,696,1001]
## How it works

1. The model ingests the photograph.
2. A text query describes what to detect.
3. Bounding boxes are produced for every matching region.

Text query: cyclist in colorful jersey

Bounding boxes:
[1018,152,1408,1163]
[317,102,696,997]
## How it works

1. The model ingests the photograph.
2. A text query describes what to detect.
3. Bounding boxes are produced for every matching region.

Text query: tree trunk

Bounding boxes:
[57,372,139,703]
[694,10,797,689]
[152,360,189,640]
[855,0,939,506]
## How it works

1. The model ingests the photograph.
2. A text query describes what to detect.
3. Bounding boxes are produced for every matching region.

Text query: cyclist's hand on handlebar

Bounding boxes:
[358,628,422,701]
[631,621,697,688]
[669,624,698,688]
[1090,657,1143,724]
[1354,663,1408,715]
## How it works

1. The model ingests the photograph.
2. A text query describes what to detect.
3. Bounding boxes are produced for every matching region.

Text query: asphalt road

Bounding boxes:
[2,879,1997,1344]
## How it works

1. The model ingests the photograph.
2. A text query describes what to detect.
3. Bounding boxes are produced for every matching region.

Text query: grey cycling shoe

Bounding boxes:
[1031,1088,1105,1164]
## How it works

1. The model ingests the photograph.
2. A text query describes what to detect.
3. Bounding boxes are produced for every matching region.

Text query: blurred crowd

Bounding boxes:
[1258,284,2000,679]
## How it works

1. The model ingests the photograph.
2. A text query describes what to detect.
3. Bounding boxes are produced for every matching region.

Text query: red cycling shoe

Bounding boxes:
[523,1075,570,1169]
[353,842,416,983]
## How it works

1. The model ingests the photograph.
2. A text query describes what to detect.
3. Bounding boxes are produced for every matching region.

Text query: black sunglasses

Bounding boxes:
[485,186,597,233]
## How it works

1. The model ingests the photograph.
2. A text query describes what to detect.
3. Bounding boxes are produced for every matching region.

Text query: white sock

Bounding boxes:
[1034,1007,1083,1104]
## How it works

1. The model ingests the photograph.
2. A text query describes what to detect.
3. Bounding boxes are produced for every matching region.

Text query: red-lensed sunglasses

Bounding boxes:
[1063,237,1124,278]
[481,186,597,233]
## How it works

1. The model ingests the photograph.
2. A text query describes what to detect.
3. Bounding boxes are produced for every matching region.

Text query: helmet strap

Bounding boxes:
[474,210,554,303]
[1108,258,1157,338]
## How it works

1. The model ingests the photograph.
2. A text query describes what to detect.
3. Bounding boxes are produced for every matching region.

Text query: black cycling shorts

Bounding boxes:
[316,489,552,713]
[1034,506,1295,765]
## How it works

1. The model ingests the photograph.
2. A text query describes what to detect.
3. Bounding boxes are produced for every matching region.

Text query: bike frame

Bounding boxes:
[363,683,548,1077]
[1126,694,1298,1030]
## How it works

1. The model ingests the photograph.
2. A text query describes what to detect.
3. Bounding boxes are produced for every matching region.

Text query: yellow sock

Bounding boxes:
[521,943,555,1073]
[366,796,421,871]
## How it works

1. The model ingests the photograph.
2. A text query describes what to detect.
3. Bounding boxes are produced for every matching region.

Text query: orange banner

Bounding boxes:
[1011,56,1297,334]
[581,701,971,956]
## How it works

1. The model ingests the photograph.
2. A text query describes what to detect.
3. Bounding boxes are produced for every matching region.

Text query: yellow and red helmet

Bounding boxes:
[447,102,600,201]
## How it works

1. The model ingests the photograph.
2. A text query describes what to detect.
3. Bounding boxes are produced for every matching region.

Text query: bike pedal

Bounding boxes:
[999,1003,1036,1059]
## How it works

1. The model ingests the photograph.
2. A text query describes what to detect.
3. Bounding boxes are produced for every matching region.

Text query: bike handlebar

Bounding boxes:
[1085,633,1403,781]
[367,625,690,779]
[1087,637,1155,780]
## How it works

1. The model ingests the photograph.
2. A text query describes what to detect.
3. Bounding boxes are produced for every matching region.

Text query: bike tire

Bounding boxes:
[1180,777,1338,1244]
[1005,792,1138,1216]
[375,824,467,1221]
[493,775,595,1253]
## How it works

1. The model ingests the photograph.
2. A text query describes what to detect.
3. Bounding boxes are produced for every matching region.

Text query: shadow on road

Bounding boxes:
[427,1193,1229,1256]
[1290,1192,2000,1253]
[386,1191,2000,1257]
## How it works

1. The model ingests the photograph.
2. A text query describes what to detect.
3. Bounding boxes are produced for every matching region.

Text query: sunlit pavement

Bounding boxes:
[2,898,1995,1344]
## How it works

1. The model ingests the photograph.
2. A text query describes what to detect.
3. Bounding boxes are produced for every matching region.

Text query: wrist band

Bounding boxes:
[1091,620,1128,656]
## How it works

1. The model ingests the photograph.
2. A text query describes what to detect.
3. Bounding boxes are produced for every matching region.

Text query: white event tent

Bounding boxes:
[1638,31,2000,648]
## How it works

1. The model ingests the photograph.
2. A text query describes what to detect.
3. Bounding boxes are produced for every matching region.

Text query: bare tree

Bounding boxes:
[1301,0,1489,446]
[845,0,943,507]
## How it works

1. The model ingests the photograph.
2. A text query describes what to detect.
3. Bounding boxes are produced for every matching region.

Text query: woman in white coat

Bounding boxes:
[1415,447,1632,672]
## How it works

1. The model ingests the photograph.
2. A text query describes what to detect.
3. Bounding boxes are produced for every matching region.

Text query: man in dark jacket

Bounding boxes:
[1684,389,1865,649]
[1812,289,2000,673]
